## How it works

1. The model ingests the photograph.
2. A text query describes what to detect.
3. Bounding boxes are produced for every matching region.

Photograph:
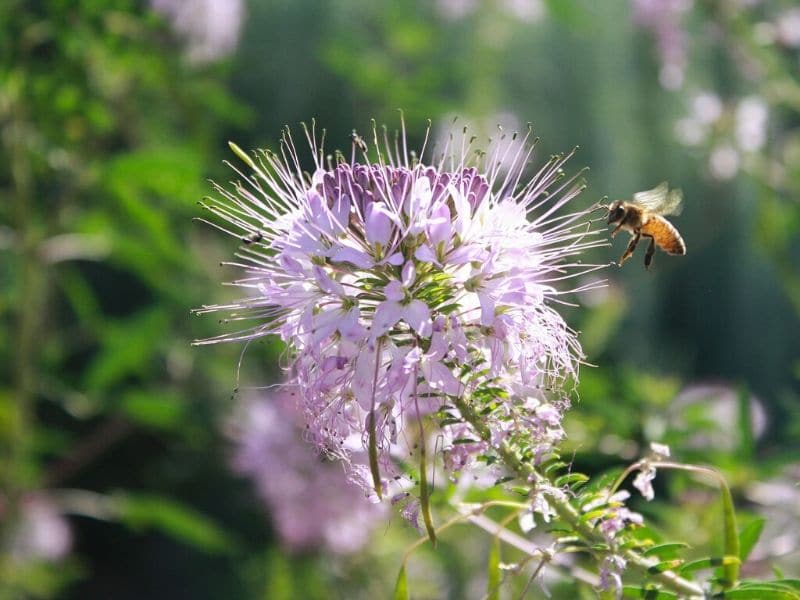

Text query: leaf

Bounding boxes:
[555,473,590,488]
[85,308,170,392]
[621,586,679,599]
[487,537,501,600]
[366,411,383,501]
[114,493,234,554]
[738,518,766,562]
[646,560,684,575]
[118,390,185,430]
[393,564,409,600]
[678,555,739,574]
[720,483,741,587]
[642,542,691,558]
[721,587,800,600]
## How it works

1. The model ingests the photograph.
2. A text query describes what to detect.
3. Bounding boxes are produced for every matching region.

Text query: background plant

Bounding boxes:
[0,0,798,598]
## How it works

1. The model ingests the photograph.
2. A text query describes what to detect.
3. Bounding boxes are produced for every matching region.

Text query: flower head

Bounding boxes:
[198,119,604,500]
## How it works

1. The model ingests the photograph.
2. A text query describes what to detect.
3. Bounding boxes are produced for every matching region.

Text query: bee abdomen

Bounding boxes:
[642,215,686,255]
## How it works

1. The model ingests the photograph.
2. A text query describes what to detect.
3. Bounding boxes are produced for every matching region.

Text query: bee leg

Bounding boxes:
[644,235,656,270]
[610,223,623,238]
[619,232,640,266]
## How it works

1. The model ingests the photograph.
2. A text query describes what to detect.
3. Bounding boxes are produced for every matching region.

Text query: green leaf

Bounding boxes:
[721,587,800,600]
[733,580,800,594]
[366,411,383,501]
[642,542,691,558]
[646,560,684,575]
[393,564,409,600]
[738,518,766,562]
[555,473,590,488]
[118,390,185,430]
[114,493,234,554]
[85,308,170,392]
[487,537,501,600]
[720,483,741,587]
[621,586,679,599]
[678,555,739,574]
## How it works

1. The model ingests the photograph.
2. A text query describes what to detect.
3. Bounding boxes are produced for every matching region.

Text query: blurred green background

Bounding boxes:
[1,0,799,598]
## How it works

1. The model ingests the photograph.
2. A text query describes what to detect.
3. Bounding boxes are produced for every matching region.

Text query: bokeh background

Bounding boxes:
[2,0,799,598]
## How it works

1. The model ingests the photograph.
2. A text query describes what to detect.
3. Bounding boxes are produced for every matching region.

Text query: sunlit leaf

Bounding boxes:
[393,564,409,600]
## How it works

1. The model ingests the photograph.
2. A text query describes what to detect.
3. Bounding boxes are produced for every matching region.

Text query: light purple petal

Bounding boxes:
[331,246,373,269]
[403,300,432,337]
[414,244,438,265]
[479,292,496,326]
[365,202,393,246]
[401,261,416,287]
[422,359,462,396]
[313,265,345,296]
[384,280,404,302]
[372,300,403,338]
[426,201,452,247]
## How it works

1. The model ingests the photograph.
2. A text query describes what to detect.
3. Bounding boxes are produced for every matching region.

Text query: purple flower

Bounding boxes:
[151,0,244,64]
[632,0,692,90]
[229,391,385,554]
[9,495,72,562]
[199,119,603,503]
[599,555,627,598]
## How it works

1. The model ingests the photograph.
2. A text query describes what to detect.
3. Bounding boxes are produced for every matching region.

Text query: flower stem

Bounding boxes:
[453,395,705,598]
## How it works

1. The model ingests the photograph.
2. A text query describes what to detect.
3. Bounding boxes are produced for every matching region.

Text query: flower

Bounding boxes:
[198,118,603,502]
[9,495,72,562]
[633,442,671,501]
[151,0,244,64]
[632,0,692,90]
[599,554,627,598]
[229,390,385,554]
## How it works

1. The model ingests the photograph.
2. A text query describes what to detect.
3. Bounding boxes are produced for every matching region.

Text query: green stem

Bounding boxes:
[453,396,705,598]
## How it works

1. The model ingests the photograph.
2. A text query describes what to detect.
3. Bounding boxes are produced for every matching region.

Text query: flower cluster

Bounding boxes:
[198,120,603,501]
[229,390,384,554]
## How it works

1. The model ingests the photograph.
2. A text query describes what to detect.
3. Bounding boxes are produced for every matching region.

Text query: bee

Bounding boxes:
[604,182,686,269]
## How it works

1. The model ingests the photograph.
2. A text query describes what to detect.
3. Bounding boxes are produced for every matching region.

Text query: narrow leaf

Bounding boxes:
[555,473,590,487]
[720,482,741,587]
[721,588,800,600]
[487,538,501,600]
[367,411,383,500]
[643,542,691,558]
[115,493,233,554]
[738,518,766,562]
[646,559,684,574]
[621,586,678,599]
[679,555,740,574]
[393,564,409,600]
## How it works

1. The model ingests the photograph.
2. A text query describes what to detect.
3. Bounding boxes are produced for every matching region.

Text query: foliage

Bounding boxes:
[0,0,798,598]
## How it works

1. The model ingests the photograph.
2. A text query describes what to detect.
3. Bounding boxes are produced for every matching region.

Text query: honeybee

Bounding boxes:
[604,182,686,269]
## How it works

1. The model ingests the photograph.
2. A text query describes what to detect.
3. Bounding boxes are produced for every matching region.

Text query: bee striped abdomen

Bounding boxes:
[641,215,686,255]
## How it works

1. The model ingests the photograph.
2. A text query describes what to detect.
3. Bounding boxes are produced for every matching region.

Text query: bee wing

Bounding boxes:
[632,182,684,216]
